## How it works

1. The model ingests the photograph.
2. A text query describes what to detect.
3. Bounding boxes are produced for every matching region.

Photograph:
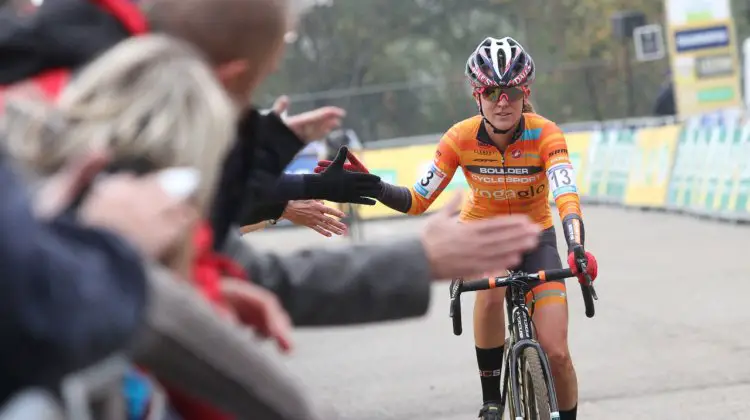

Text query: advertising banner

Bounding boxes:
[359,144,469,220]
[585,128,636,203]
[623,124,681,207]
[564,132,593,196]
[667,122,699,210]
[664,0,743,117]
[726,122,750,218]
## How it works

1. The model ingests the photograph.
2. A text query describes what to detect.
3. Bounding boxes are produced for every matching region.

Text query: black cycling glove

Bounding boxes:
[301,146,381,205]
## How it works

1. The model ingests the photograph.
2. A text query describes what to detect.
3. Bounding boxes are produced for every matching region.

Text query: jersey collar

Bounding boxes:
[476,114,526,147]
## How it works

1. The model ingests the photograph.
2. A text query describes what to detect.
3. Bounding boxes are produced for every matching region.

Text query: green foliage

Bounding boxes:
[258,0,674,142]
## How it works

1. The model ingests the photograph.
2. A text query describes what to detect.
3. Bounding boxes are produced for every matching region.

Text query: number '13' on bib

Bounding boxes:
[547,163,578,199]
[414,163,446,199]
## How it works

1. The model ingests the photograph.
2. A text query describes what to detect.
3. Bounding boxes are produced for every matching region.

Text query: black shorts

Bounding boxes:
[512,227,567,309]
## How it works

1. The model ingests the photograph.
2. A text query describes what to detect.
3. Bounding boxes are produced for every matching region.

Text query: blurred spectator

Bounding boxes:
[0,147,196,406]
[2,32,331,420]
[0,0,381,242]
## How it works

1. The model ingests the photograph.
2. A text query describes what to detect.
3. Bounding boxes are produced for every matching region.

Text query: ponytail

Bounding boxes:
[522,99,536,114]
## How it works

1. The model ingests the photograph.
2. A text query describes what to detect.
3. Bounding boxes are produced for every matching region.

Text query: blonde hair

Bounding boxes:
[2,34,237,215]
[2,34,238,276]
[522,99,536,114]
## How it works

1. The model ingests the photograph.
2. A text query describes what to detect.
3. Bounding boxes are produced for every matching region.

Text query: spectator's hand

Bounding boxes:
[33,151,110,220]
[220,279,293,353]
[79,173,198,258]
[281,200,347,237]
[421,192,541,280]
[271,95,345,143]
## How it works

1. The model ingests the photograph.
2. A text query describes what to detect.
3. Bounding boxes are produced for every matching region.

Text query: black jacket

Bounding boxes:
[0,151,147,404]
[0,0,304,248]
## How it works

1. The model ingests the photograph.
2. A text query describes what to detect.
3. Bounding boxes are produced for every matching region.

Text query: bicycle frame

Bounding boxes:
[500,279,560,418]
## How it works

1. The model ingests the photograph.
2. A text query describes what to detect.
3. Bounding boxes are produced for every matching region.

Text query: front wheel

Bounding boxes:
[520,347,552,420]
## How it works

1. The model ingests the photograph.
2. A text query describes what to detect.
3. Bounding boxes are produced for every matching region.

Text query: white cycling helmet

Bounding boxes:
[465,36,536,89]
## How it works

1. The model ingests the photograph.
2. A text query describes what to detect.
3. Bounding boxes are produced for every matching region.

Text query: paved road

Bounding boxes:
[247,206,750,419]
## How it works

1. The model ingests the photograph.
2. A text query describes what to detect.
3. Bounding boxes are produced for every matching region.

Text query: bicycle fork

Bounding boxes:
[499,304,561,419]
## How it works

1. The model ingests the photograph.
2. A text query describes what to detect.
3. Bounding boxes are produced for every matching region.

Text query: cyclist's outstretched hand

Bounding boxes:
[304,146,381,205]
[314,149,369,174]
[421,192,541,280]
[281,200,347,237]
[567,246,598,284]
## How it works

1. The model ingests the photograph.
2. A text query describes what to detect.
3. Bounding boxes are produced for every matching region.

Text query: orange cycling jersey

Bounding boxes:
[407,113,582,237]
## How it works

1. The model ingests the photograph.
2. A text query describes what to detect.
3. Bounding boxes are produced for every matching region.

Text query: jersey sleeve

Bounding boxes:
[539,122,585,247]
[406,126,461,215]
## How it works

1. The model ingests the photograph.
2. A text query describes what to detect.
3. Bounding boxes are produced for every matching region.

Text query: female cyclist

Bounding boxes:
[316,36,599,420]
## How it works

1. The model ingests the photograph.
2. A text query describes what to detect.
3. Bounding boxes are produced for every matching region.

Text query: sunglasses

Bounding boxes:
[476,86,526,103]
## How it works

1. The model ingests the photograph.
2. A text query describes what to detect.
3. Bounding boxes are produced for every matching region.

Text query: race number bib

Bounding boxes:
[414,163,446,199]
[546,163,578,199]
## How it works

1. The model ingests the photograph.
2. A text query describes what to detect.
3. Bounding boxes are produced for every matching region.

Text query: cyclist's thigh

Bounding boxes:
[521,227,566,313]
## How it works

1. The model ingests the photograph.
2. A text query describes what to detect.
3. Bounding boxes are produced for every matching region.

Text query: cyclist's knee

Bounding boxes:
[544,342,573,373]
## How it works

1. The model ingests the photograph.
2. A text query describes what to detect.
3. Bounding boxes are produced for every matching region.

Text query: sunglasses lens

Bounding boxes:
[506,87,525,101]
[481,88,501,102]
[479,87,524,102]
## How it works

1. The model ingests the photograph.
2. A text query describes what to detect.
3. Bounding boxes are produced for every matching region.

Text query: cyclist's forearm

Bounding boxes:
[377,182,412,213]
[561,213,585,252]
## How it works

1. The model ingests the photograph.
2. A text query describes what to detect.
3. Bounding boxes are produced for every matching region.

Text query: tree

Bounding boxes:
[259,0,669,142]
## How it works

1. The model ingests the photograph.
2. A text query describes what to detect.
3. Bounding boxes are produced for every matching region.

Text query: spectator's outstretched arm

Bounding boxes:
[0,156,147,389]
[221,230,432,326]
[212,110,303,245]
[129,265,334,420]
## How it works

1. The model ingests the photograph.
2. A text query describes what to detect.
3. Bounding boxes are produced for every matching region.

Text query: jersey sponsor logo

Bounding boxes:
[473,149,495,156]
[477,141,493,149]
[414,163,446,199]
[547,148,568,158]
[546,163,578,199]
[511,149,521,159]
[548,155,568,165]
[472,158,497,163]
[471,184,546,200]
[465,165,543,175]
[435,150,442,159]
[565,218,581,245]
[470,173,541,184]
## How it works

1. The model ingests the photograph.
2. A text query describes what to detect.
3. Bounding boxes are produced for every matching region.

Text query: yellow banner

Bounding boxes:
[565,132,593,196]
[663,2,743,117]
[358,143,470,220]
[624,124,681,207]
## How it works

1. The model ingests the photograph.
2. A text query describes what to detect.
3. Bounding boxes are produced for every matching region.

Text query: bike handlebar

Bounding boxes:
[449,265,598,336]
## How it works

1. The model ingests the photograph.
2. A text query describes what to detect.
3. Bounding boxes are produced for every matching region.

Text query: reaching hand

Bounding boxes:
[271,95,346,143]
[78,173,199,259]
[314,149,369,174]
[33,151,110,220]
[221,279,293,353]
[281,200,348,237]
[306,146,381,205]
[421,192,541,280]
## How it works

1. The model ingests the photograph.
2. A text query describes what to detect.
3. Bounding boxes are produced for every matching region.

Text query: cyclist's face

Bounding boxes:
[477,86,525,131]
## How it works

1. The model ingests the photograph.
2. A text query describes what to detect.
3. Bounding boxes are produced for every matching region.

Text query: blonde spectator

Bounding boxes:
[2,34,237,277]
